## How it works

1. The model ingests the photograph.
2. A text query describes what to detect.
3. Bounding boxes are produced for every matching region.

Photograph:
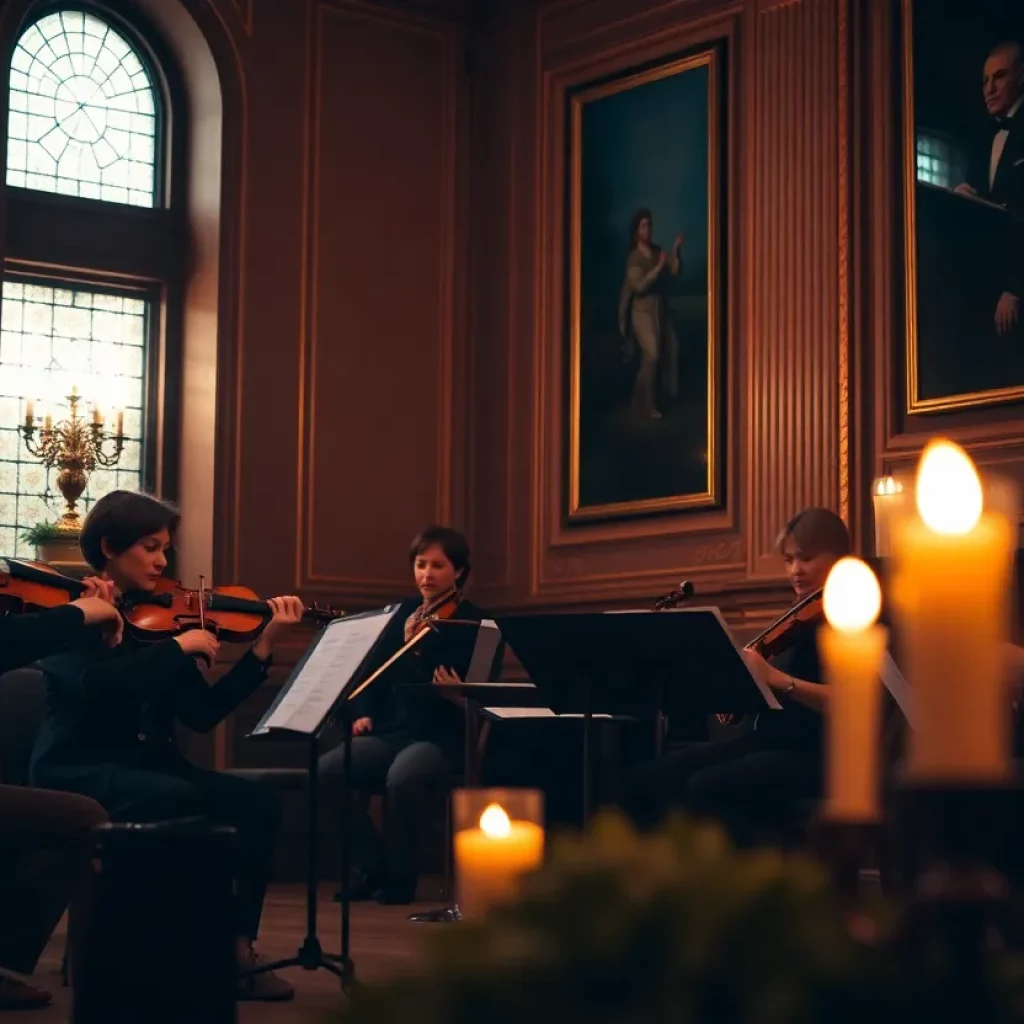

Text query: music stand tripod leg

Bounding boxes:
[243,733,347,986]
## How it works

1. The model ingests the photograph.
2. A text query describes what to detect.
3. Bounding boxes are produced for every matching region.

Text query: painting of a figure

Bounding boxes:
[903,0,1024,412]
[568,48,722,520]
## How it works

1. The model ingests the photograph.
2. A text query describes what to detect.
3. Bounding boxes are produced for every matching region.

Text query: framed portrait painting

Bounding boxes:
[567,46,724,521]
[902,0,1024,413]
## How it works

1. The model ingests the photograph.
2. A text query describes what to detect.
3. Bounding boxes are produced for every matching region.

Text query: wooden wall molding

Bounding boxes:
[294,0,464,597]
[470,0,854,613]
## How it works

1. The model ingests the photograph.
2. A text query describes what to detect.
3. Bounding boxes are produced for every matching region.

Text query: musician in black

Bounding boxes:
[0,580,120,1010]
[618,507,851,844]
[319,525,482,905]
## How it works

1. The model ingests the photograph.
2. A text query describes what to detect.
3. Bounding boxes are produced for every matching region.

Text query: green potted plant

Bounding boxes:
[21,521,82,565]
[333,814,1024,1023]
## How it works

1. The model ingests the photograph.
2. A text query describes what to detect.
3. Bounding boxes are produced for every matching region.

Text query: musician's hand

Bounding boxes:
[81,576,119,604]
[741,649,786,689]
[353,716,372,736]
[954,182,977,196]
[433,666,462,685]
[673,232,684,252]
[996,292,1020,337]
[176,628,220,667]
[253,595,304,659]
[715,713,736,726]
[71,593,124,647]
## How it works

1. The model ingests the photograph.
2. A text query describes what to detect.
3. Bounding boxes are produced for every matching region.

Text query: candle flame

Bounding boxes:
[915,439,982,536]
[479,803,511,838]
[874,475,902,497]
[823,557,881,633]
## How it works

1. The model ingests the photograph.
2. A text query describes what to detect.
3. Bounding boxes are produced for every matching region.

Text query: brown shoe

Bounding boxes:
[236,951,295,1002]
[0,974,53,1009]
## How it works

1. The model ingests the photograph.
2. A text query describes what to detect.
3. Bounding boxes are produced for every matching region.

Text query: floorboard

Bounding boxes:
[2,883,433,1022]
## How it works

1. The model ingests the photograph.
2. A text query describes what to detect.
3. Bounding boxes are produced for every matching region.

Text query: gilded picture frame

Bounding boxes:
[901,0,1024,415]
[567,46,723,521]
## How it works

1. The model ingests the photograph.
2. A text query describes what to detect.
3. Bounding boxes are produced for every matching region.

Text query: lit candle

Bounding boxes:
[43,409,52,431]
[92,402,104,427]
[819,557,888,822]
[115,407,124,437]
[872,475,903,559]
[893,439,1016,782]
[24,396,34,426]
[454,802,544,920]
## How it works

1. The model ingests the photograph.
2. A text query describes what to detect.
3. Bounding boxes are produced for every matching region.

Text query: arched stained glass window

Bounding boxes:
[7,8,158,207]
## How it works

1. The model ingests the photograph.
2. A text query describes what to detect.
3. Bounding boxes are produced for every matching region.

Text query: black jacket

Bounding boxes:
[30,632,270,793]
[351,597,484,750]
[0,604,94,675]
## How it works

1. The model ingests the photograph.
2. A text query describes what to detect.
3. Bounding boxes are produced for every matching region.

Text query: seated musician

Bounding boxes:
[29,490,303,1002]
[619,507,850,844]
[0,582,121,1011]
[319,525,481,905]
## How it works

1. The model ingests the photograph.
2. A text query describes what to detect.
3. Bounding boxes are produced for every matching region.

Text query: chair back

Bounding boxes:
[0,667,46,785]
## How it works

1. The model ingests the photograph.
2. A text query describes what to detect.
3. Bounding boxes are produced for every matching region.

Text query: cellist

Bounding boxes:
[319,525,483,905]
[618,507,851,843]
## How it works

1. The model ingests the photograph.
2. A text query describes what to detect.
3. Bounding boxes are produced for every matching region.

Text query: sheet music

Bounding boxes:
[879,652,914,726]
[465,619,501,682]
[254,607,398,736]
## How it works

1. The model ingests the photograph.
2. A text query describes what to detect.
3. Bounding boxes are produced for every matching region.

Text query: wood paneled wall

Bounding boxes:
[468,0,855,625]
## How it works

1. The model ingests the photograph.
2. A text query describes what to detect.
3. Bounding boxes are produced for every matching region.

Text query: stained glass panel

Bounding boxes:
[0,280,148,556]
[6,10,158,207]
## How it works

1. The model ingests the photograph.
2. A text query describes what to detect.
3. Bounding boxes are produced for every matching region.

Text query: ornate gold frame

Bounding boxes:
[900,0,1024,414]
[567,48,721,520]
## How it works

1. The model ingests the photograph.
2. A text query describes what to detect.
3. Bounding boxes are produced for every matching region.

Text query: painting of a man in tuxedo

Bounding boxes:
[904,0,1024,412]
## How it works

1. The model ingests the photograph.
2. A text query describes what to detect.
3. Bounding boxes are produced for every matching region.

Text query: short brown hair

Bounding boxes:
[81,490,180,571]
[409,525,471,586]
[775,507,851,559]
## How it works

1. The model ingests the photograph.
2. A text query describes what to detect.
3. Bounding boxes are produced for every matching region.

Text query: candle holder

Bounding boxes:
[893,779,1024,1020]
[452,788,544,922]
[20,386,125,534]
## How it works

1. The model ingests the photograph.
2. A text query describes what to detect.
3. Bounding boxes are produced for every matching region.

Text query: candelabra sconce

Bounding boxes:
[20,386,125,534]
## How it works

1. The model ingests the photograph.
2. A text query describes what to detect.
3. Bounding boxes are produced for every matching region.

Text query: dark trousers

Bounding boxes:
[319,733,452,883]
[84,761,278,941]
[0,784,108,975]
[619,732,821,845]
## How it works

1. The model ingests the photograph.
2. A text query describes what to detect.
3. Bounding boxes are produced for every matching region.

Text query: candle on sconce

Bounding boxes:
[43,409,52,431]
[872,475,903,559]
[92,403,104,427]
[24,396,34,426]
[892,439,1017,783]
[115,407,124,437]
[453,789,544,921]
[818,557,888,822]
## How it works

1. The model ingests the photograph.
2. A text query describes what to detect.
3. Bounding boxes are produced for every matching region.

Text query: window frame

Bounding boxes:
[2,0,187,506]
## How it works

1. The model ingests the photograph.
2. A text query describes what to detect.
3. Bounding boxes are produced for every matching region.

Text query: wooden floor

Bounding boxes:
[3,883,432,1022]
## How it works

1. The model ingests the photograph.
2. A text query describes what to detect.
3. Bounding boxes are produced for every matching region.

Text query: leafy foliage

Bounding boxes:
[21,521,68,545]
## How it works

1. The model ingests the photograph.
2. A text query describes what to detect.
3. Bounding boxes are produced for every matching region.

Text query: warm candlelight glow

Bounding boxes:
[823,556,882,634]
[819,558,887,822]
[874,475,901,497]
[479,803,511,838]
[915,439,982,536]
[454,789,544,920]
[893,438,1016,783]
[24,397,34,424]
[872,475,904,558]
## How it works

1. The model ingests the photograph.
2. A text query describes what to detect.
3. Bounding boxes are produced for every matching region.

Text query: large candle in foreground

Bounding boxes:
[893,439,1016,782]
[453,789,544,920]
[819,557,888,822]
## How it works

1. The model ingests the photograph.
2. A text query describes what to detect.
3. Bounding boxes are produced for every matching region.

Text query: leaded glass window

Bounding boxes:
[916,131,966,189]
[7,9,158,207]
[0,279,147,556]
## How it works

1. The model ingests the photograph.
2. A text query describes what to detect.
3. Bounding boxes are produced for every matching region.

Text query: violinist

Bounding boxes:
[618,507,851,844]
[319,525,482,905]
[0,578,121,1011]
[29,490,303,1003]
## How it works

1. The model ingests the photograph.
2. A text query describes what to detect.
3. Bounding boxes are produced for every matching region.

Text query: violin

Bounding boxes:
[745,588,824,659]
[405,585,462,641]
[0,557,88,612]
[120,576,342,643]
[652,579,695,611]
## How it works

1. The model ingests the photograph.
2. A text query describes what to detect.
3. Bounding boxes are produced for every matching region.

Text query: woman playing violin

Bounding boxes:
[29,490,303,1002]
[319,525,482,905]
[619,507,850,844]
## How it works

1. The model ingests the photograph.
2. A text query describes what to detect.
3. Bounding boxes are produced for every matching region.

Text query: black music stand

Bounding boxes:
[494,608,776,822]
[243,606,403,992]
